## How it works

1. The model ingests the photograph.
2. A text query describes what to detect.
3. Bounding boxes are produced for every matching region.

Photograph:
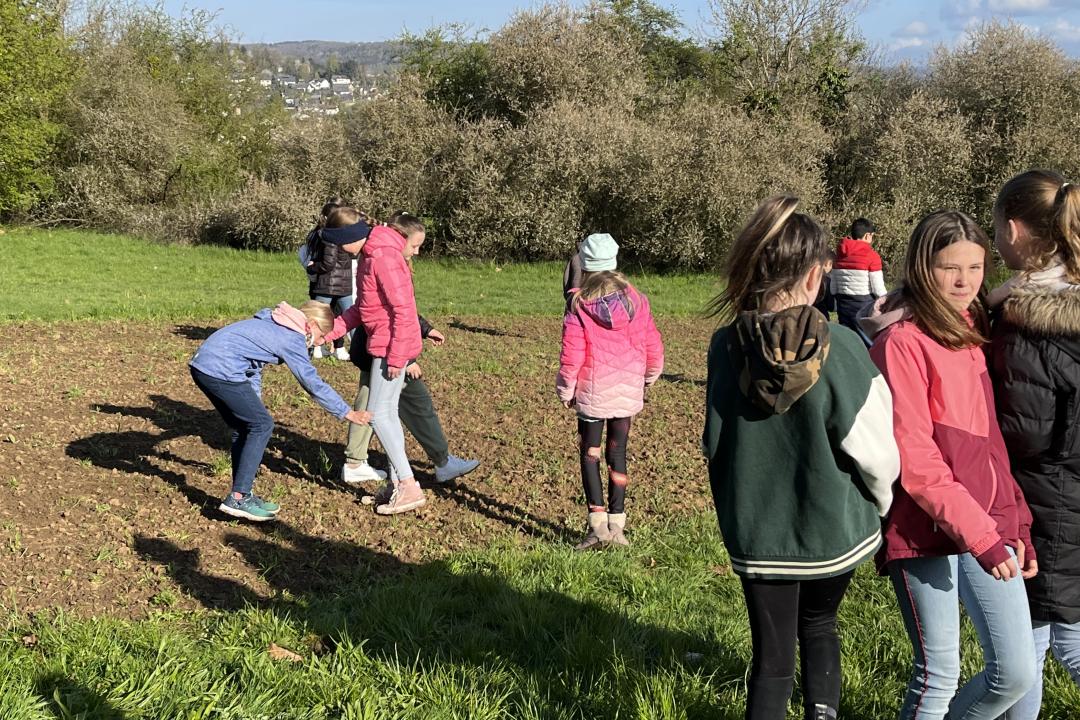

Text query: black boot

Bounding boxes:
[805,703,837,720]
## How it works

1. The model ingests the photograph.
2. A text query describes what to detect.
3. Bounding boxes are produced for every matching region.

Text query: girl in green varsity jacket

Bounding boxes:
[703,196,901,720]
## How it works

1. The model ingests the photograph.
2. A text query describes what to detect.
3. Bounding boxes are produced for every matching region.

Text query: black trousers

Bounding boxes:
[740,570,854,720]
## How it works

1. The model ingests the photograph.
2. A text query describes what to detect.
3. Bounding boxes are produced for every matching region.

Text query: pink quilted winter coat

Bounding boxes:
[557,286,664,419]
[328,225,422,369]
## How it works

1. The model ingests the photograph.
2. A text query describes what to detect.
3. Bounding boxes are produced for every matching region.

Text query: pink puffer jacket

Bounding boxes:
[557,286,664,419]
[329,226,422,368]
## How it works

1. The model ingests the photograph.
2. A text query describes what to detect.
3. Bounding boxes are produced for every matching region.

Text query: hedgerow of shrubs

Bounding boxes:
[6,1,1080,268]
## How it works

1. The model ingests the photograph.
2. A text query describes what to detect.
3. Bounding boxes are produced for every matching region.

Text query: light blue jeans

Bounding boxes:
[1005,620,1080,719]
[367,357,413,483]
[888,549,1037,720]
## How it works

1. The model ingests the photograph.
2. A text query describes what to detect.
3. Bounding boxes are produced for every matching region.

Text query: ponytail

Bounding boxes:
[1052,183,1080,282]
[995,169,1080,282]
[708,195,830,319]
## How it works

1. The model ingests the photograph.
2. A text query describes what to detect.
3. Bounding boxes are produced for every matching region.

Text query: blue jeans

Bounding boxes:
[367,357,413,482]
[311,293,354,347]
[1006,620,1080,719]
[889,550,1037,720]
[190,367,273,496]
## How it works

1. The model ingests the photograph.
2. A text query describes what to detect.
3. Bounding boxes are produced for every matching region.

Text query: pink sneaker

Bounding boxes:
[375,479,426,515]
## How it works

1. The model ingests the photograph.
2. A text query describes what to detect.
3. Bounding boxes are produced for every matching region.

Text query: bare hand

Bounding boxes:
[1017,539,1039,580]
[346,409,372,425]
[386,365,404,379]
[427,329,445,346]
[991,556,1020,581]
[562,399,575,410]
[406,363,423,379]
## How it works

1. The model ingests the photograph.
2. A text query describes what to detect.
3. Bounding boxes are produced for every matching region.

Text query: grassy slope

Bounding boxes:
[0,228,719,321]
[1,228,1075,718]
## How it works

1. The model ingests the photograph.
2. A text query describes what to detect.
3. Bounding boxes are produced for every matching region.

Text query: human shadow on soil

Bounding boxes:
[133,518,748,719]
[448,320,526,339]
[660,372,707,388]
[66,395,378,518]
[171,325,219,341]
[68,394,565,538]
[35,673,127,720]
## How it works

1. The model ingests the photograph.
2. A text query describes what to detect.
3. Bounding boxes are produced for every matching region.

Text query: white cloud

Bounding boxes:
[889,36,930,50]
[1047,17,1080,41]
[988,0,1051,10]
[895,20,931,37]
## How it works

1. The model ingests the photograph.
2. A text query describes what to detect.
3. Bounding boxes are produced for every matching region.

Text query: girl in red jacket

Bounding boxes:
[327,212,427,515]
[861,210,1037,719]
[556,233,664,550]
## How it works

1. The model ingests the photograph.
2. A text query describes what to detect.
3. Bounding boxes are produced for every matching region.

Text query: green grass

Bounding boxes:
[0,227,719,321]
[3,515,1076,719]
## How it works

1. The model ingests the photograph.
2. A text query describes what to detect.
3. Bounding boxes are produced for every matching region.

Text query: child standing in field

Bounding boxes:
[704,196,899,720]
[833,217,886,343]
[557,233,664,550]
[306,200,369,360]
[861,210,1037,719]
[189,300,370,521]
[988,170,1080,720]
[325,212,428,515]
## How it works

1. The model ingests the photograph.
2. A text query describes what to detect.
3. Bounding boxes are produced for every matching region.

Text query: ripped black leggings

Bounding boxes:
[578,417,631,514]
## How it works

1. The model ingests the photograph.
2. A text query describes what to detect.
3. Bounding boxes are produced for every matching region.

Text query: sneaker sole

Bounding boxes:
[435,461,480,484]
[218,503,276,522]
[342,473,387,484]
[375,497,427,515]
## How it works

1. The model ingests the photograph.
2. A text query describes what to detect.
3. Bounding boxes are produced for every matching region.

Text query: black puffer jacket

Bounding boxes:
[990,284,1080,624]
[307,231,356,298]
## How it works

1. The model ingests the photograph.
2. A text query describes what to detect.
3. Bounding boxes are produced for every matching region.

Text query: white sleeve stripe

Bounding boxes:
[840,374,900,516]
[869,270,887,297]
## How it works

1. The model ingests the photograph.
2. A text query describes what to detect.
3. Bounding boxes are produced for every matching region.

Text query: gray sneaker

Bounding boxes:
[434,455,480,484]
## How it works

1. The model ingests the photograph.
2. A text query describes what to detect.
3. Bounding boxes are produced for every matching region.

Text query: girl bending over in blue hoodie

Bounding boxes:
[189,300,370,521]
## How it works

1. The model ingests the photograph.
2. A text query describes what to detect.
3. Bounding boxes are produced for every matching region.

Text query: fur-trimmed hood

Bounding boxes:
[993,260,1080,338]
[1001,287,1080,337]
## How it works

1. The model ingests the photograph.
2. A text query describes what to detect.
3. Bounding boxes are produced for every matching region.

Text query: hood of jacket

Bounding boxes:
[729,305,831,415]
[858,290,911,341]
[362,225,406,257]
[992,262,1080,337]
[577,290,636,330]
[267,302,307,336]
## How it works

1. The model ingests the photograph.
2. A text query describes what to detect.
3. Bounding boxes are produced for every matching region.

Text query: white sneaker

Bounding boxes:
[334,347,350,361]
[434,455,480,484]
[312,344,325,359]
[342,461,388,483]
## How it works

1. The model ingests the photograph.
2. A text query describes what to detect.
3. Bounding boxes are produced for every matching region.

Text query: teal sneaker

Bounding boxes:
[252,494,280,515]
[219,493,277,522]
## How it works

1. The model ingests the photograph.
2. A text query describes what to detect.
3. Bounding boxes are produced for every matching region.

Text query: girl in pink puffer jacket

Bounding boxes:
[556,233,664,550]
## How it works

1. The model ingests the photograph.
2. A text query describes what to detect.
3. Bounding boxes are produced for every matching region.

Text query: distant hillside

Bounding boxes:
[241,40,405,72]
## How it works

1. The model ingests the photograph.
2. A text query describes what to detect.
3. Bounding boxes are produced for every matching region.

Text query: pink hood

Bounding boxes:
[556,287,664,419]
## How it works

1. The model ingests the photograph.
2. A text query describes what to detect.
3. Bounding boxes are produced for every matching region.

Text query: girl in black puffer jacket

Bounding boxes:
[989,169,1080,720]
[305,199,371,360]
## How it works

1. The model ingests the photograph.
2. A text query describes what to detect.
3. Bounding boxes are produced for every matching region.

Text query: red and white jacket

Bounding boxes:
[833,238,886,298]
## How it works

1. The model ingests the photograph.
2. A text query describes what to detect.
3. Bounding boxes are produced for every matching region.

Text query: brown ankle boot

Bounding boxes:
[607,513,629,546]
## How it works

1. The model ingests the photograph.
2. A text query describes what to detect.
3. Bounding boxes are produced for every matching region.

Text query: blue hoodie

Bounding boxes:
[190,308,351,419]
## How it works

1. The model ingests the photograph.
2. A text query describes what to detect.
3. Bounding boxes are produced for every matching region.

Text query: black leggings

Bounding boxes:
[740,571,854,720]
[578,417,631,514]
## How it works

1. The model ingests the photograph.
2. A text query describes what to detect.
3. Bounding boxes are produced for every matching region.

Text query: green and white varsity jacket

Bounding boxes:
[703,306,899,580]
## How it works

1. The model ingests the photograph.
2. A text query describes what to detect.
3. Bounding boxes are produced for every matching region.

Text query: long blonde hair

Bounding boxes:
[571,270,634,313]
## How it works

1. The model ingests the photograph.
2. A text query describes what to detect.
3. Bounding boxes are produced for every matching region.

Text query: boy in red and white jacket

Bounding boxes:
[833,218,886,344]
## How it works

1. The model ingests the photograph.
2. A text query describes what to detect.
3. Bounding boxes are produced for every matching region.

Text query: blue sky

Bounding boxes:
[158,0,1080,61]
